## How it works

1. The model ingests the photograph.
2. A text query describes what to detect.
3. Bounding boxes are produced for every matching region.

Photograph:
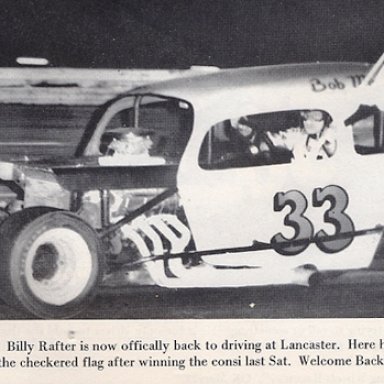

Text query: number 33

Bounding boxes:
[271,185,354,255]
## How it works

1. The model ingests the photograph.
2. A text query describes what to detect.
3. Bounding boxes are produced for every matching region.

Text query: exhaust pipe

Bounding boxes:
[291,264,318,286]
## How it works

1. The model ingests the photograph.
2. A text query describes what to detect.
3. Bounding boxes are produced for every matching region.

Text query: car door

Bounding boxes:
[178,107,384,278]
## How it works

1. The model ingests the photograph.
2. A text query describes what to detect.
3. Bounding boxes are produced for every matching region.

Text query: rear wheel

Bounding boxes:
[0,209,103,318]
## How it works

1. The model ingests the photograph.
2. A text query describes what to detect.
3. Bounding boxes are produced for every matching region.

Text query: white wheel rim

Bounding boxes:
[24,228,94,306]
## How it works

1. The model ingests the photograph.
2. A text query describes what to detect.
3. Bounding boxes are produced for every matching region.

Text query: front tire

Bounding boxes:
[0,209,103,318]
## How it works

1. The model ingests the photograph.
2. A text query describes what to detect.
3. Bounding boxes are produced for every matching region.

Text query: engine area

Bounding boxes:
[76,188,194,281]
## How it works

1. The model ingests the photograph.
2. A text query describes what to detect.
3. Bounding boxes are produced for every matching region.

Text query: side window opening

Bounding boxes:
[199,109,336,170]
[347,105,384,155]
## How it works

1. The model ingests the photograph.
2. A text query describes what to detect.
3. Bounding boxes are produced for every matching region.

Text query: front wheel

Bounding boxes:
[0,209,103,318]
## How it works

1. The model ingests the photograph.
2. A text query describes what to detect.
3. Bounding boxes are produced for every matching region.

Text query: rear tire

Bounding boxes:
[0,209,103,318]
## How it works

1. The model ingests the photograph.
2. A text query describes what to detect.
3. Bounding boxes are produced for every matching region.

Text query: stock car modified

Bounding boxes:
[0,58,383,318]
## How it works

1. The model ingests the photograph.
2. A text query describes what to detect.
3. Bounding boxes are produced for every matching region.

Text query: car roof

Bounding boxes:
[128,62,371,105]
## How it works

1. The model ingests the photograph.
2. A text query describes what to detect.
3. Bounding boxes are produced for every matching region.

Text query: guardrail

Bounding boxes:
[0,67,219,104]
[0,67,219,157]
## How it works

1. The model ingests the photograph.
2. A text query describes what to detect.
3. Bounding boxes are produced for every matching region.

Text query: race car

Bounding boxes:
[0,56,383,319]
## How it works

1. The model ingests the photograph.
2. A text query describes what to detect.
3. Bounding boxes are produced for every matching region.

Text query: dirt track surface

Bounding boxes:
[1,284,383,320]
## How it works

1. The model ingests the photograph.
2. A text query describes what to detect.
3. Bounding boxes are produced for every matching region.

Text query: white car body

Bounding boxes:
[1,58,384,318]
[97,62,383,288]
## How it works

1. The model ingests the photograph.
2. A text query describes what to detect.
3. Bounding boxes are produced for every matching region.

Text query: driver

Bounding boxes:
[267,110,336,161]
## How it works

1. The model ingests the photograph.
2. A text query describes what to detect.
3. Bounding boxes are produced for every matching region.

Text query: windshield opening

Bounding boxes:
[83,94,194,165]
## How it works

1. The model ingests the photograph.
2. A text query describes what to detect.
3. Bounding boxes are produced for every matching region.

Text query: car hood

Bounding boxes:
[0,155,178,191]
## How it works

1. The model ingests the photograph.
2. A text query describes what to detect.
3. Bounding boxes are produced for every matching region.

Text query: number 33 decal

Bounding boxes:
[271,185,354,256]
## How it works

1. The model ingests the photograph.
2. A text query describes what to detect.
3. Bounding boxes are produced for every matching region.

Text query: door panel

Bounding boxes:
[179,109,384,278]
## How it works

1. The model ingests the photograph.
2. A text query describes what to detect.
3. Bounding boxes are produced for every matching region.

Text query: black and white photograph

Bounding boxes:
[0,1,384,382]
